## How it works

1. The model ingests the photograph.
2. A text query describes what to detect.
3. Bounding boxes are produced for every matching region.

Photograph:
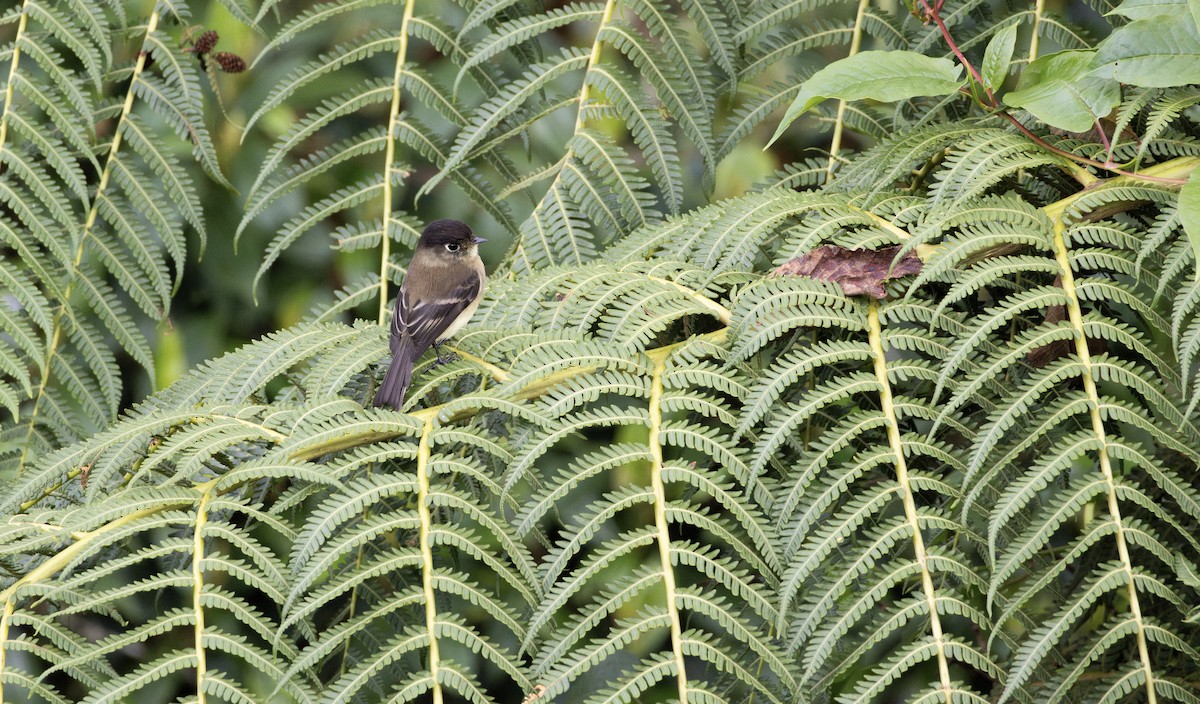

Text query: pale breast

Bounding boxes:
[436,262,485,341]
[438,294,481,341]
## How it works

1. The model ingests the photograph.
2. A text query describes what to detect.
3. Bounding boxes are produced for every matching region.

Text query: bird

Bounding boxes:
[374,219,486,409]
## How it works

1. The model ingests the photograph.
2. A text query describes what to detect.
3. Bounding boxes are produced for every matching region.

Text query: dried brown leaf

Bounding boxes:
[772,245,922,299]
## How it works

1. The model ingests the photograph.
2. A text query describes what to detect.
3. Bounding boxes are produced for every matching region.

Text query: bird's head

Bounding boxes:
[418,219,486,257]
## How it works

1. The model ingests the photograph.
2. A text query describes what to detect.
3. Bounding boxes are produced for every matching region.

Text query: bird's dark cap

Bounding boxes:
[419,219,476,248]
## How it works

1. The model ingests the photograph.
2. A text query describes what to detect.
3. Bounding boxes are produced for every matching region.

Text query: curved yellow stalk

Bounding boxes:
[443,347,512,382]
[575,0,618,135]
[0,502,189,703]
[1048,217,1157,704]
[18,8,161,474]
[1041,156,1200,224]
[416,416,445,703]
[866,300,953,703]
[826,0,870,182]
[0,0,30,154]
[645,275,734,325]
[192,487,212,703]
[648,352,688,701]
[378,0,418,323]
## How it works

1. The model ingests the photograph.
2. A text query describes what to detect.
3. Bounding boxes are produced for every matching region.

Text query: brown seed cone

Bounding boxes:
[213,51,246,74]
[191,29,218,55]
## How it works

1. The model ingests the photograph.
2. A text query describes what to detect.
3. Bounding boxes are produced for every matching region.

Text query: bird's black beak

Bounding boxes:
[472,235,487,244]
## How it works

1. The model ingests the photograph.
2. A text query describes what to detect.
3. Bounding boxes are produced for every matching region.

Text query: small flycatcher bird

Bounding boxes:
[374,219,486,409]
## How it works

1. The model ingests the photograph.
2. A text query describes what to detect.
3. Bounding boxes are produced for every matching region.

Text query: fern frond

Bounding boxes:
[2,4,222,476]
[586,65,682,213]
[739,281,996,700]
[2,485,313,702]
[421,47,590,199]
[933,199,1200,701]
[455,3,606,90]
[508,333,787,701]
[929,130,1071,204]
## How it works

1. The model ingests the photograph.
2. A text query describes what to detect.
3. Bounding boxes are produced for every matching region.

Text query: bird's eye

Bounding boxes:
[445,243,461,252]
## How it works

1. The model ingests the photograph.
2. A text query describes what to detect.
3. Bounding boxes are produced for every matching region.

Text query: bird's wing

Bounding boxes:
[392,271,482,353]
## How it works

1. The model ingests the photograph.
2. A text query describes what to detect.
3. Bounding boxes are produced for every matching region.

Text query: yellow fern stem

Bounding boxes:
[378,0,417,323]
[648,353,688,702]
[192,487,212,703]
[1028,0,1044,63]
[443,346,512,383]
[1049,217,1157,704]
[0,599,11,704]
[575,0,618,135]
[0,0,31,154]
[18,8,160,474]
[416,417,445,702]
[646,275,734,325]
[867,301,954,703]
[826,0,870,181]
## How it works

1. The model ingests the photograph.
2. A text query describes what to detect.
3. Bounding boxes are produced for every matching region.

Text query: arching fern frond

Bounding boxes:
[511,336,789,703]
[1,3,227,478]
[935,201,1200,703]
[1,480,315,703]
[728,276,1001,702]
[8,155,1200,699]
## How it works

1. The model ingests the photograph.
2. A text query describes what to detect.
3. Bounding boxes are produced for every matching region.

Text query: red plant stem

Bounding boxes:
[925,0,1186,186]
[1000,107,1183,184]
[918,0,992,104]
[1097,118,1119,163]
[1094,118,1112,156]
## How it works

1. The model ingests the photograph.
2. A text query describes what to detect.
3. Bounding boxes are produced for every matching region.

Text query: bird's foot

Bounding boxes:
[432,343,458,366]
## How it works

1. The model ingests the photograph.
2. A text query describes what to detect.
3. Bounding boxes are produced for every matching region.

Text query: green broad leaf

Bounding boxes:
[1179,170,1200,281]
[982,24,1019,91]
[1091,12,1200,87]
[1107,0,1189,19]
[1002,50,1120,132]
[767,51,963,146]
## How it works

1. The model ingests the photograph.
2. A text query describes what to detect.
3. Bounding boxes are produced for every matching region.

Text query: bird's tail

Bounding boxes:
[374,339,416,409]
